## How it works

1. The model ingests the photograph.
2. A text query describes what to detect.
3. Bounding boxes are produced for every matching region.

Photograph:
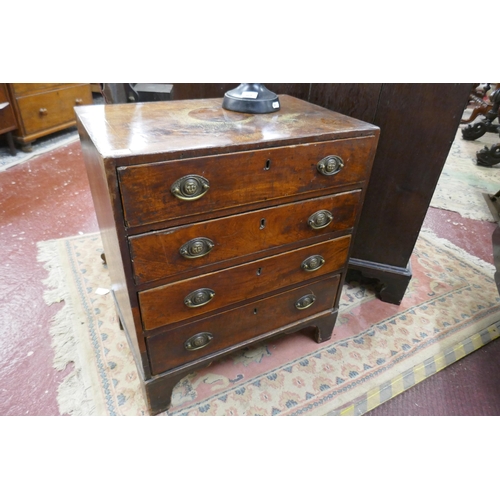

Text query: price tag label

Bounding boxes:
[241,91,258,99]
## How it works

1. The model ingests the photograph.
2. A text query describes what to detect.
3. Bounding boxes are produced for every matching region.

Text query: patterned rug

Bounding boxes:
[37,230,500,416]
[430,126,500,222]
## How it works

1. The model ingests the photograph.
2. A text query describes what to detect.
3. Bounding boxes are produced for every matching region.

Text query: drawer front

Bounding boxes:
[16,84,92,135]
[147,275,341,374]
[118,136,376,228]
[139,235,350,331]
[130,190,361,285]
[11,83,67,96]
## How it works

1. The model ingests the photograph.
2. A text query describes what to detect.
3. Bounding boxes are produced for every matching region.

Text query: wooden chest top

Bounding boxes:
[74,95,379,165]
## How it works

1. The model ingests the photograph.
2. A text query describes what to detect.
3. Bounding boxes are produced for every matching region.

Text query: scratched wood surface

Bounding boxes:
[74,95,379,165]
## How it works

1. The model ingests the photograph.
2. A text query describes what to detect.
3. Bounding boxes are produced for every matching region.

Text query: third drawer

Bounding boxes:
[139,235,350,332]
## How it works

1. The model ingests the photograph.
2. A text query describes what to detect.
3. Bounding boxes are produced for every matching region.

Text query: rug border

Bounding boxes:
[37,232,107,416]
[327,321,500,415]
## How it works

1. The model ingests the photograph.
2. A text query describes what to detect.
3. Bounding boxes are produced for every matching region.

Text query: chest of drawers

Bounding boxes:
[8,83,93,150]
[75,95,379,414]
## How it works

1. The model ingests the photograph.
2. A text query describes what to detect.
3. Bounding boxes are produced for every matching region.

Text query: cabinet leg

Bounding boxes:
[348,258,412,305]
[21,142,33,153]
[314,310,338,343]
[145,371,191,415]
[377,273,412,305]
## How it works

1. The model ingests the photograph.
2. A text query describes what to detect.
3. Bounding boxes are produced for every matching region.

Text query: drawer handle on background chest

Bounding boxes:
[184,332,214,351]
[317,155,344,176]
[39,108,48,116]
[301,255,325,272]
[308,210,333,230]
[179,237,215,259]
[184,288,215,308]
[295,293,316,310]
[171,174,210,201]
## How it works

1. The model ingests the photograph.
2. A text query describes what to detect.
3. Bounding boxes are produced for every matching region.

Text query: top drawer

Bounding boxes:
[117,135,376,228]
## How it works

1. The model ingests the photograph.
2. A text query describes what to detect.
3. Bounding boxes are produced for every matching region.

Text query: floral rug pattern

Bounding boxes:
[38,230,500,416]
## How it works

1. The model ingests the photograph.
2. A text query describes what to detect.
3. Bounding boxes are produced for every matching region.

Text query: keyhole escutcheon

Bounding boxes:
[260,218,266,230]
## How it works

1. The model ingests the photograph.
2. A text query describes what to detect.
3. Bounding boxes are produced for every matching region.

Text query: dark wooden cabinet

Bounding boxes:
[170,84,471,304]
[306,84,471,303]
[76,95,379,414]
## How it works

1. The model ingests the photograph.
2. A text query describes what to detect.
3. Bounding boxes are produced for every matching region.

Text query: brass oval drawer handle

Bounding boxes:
[295,293,316,310]
[308,209,333,230]
[301,254,325,272]
[184,288,215,308]
[184,332,214,351]
[317,155,344,176]
[39,108,48,116]
[171,174,210,201]
[179,237,214,259]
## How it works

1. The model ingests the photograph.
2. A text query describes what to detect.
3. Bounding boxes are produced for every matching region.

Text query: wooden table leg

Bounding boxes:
[6,131,17,156]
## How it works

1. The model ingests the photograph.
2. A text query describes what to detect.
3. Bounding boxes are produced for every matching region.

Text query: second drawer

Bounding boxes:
[130,190,361,285]
[139,235,350,331]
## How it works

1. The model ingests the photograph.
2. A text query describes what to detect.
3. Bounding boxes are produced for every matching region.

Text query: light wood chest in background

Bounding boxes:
[7,83,92,150]
[75,95,379,414]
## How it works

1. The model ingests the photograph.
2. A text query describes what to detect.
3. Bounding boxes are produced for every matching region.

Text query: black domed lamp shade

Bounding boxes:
[222,83,280,114]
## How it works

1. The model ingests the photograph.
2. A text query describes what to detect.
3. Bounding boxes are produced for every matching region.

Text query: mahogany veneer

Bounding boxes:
[75,95,379,414]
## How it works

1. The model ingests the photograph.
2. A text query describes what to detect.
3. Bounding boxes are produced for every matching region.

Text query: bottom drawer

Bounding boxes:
[147,274,341,375]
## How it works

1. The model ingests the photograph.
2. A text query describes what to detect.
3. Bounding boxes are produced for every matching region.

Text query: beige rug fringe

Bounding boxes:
[37,237,97,416]
[420,227,495,273]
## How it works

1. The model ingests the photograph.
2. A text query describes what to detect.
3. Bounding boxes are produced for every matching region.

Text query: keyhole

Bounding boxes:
[264,159,271,171]
[256,267,262,276]
[260,218,266,230]
[253,308,258,314]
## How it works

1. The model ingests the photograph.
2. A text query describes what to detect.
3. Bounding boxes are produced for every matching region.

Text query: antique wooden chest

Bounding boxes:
[75,95,379,414]
[8,83,93,150]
